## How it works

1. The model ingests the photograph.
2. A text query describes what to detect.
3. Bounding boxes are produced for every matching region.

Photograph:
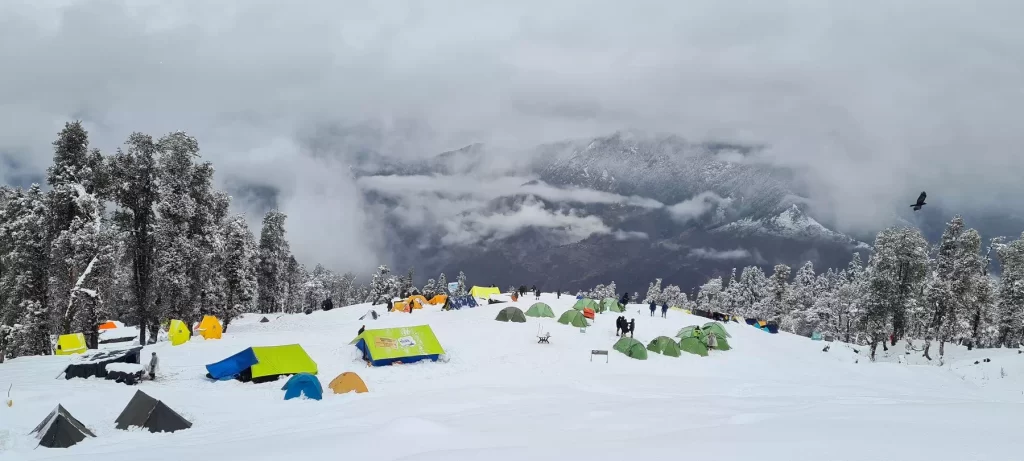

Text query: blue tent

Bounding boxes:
[281,373,323,400]
[205,348,259,380]
[448,295,478,310]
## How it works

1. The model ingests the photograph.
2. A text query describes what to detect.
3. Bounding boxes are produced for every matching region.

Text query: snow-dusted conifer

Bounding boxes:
[437,273,449,295]
[456,271,468,296]
[367,265,393,305]
[996,232,1024,347]
[257,210,290,313]
[863,227,929,360]
[643,278,663,304]
[220,216,258,330]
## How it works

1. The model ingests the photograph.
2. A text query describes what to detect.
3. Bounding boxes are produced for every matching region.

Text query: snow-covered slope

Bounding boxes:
[5,295,1018,460]
[717,204,870,248]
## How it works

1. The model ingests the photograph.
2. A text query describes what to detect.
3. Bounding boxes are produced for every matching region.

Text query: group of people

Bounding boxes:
[649,301,668,318]
[616,316,635,337]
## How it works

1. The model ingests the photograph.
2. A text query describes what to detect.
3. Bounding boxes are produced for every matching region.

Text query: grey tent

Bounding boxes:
[495,306,527,323]
[30,404,95,448]
[359,310,379,321]
[259,317,270,323]
[115,390,192,433]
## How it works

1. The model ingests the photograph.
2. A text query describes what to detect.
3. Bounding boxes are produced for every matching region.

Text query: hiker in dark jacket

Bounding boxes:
[357,325,365,335]
[649,302,657,316]
[615,316,624,336]
[628,319,636,337]
[621,292,630,305]
[661,302,669,318]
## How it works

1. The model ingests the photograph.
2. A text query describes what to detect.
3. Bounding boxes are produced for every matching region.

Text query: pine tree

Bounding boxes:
[422,279,438,298]
[696,277,724,313]
[783,262,817,335]
[661,284,684,307]
[437,273,449,295]
[108,133,160,345]
[153,132,201,325]
[285,257,307,313]
[220,216,258,331]
[644,278,663,304]
[756,264,791,323]
[367,265,393,305]
[257,210,290,313]
[720,268,740,315]
[924,217,983,356]
[0,185,53,356]
[186,161,230,325]
[996,232,1024,347]
[862,227,929,360]
[736,266,768,318]
[456,271,468,296]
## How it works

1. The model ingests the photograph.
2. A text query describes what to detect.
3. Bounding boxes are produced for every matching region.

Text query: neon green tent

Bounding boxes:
[647,336,681,357]
[702,322,731,338]
[573,298,599,312]
[495,306,527,323]
[250,345,318,379]
[557,310,589,328]
[678,336,709,357]
[613,337,648,360]
[525,303,555,318]
[601,298,623,313]
[349,325,445,366]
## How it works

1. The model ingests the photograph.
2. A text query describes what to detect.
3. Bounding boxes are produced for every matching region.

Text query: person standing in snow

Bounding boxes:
[620,292,630,305]
[557,289,561,299]
[146,352,159,380]
[661,302,669,318]
[615,316,624,336]
[535,287,541,300]
[357,325,365,335]
[628,319,636,338]
[649,302,656,317]
[705,331,718,350]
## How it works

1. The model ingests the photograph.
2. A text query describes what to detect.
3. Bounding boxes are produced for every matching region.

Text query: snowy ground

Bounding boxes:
[2,293,1022,460]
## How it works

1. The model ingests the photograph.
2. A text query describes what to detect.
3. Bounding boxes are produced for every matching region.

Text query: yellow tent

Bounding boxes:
[328,372,368,394]
[393,300,410,312]
[55,333,87,355]
[168,319,190,346]
[198,315,223,340]
[427,294,447,305]
[470,286,500,299]
[406,295,429,309]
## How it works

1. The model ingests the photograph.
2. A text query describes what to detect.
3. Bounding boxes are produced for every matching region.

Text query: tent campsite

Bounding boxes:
[115,390,192,433]
[30,405,95,448]
[351,325,445,367]
[205,344,318,383]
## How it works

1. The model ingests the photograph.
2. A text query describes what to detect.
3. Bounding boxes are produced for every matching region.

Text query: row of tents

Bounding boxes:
[31,390,191,449]
[614,322,733,360]
[54,315,226,356]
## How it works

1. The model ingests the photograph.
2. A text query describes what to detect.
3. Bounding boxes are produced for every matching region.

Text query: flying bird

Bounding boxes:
[911,191,927,211]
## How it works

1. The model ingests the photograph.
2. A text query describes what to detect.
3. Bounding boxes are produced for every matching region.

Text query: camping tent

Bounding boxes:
[55,333,87,355]
[428,294,448,305]
[573,298,599,312]
[448,295,478,310]
[675,325,701,339]
[282,373,323,400]
[613,337,648,360]
[115,390,192,433]
[198,315,223,340]
[205,344,318,383]
[582,307,595,319]
[393,300,410,312]
[359,310,379,321]
[328,372,368,394]
[557,310,589,328]
[647,336,682,357]
[495,306,527,323]
[470,286,500,299]
[64,347,142,381]
[168,319,190,346]
[702,322,731,338]
[714,336,732,351]
[406,295,429,309]
[30,405,95,448]
[678,336,709,357]
[350,325,445,367]
[525,303,555,318]
[259,317,270,323]
[98,321,117,331]
[601,298,624,313]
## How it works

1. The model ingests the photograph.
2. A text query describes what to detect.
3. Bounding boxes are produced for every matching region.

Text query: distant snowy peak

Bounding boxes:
[717,205,869,248]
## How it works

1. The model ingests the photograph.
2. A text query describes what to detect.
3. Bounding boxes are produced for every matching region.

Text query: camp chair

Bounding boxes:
[537,332,551,344]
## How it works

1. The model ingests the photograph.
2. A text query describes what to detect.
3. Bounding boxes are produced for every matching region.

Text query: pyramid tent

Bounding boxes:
[613,337,648,360]
[678,336,709,357]
[495,306,527,323]
[259,317,270,323]
[205,344,318,383]
[359,310,379,320]
[55,333,87,355]
[282,373,323,400]
[557,310,589,328]
[328,372,368,394]
[573,298,599,312]
[98,321,118,331]
[525,303,555,318]
[198,315,223,340]
[115,390,192,433]
[470,286,501,299]
[30,405,95,448]
[702,322,731,338]
[168,319,190,346]
[350,325,445,367]
[601,298,624,313]
[647,336,682,357]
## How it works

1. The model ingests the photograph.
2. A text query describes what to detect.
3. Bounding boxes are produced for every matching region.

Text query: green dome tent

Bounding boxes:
[702,322,731,338]
[600,298,623,313]
[573,298,599,312]
[678,336,709,357]
[647,336,681,357]
[613,337,648,360]
[525,303,555,318]
[495,306,527,323]
[558,310,590,328]
[676,325,703,339]
[715,336,732,351]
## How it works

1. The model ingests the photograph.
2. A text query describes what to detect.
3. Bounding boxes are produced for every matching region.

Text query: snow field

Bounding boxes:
[1,293,1022,460]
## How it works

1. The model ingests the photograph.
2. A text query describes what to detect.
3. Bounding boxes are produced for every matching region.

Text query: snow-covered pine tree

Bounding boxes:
[257,210,290,313]
[186,160,230,326]
[422,279,438,298]
[643,278,663,304]
[808,269,840,340]
[366,265,393,305]
[736,266,768,318]
[661,284,683,307]
[783,261,817,335]
[108,132,161,345]
[862,227,929,360]
[285,257,307,313]
[720,268,740,315]
[220,216,258,331]
[153,132,201,328]
[996,232,1024,347]
[756,264,791,324]
[927,217,983,356]
[603,281,617,300]
[0,185,53,356]
[436,273,449,295]
[835,253,866,342]
[696,277,724,313]
[456,271,468,296]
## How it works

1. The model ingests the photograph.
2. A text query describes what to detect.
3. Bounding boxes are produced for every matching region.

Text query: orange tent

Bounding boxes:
[582,308,595,319]
[393,301,410,312]
[406,295,429,309]
[427,294,448,305]
[98,321,117,330]
[328,372,368,394]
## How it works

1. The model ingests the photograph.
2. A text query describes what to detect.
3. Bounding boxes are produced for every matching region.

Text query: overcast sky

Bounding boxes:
[2,0,1022,273]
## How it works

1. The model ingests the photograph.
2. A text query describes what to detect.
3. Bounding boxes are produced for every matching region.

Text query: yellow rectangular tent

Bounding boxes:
[469,286,500,299]
[55,333,87,355]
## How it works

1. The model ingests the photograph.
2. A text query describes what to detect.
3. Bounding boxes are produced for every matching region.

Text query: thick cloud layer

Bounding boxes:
[2,0,1023,272]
